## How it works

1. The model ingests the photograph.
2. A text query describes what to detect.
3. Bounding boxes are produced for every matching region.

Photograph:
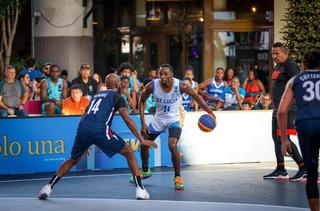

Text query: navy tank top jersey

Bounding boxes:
[292,70,320,122]
[78,89,126,133]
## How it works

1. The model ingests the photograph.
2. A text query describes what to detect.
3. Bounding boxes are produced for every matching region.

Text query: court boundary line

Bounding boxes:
[0,167,285,183]
[0,197,308,210]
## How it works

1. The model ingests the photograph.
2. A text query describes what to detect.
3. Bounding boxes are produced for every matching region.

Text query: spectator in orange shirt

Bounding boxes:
[62,84,89,115]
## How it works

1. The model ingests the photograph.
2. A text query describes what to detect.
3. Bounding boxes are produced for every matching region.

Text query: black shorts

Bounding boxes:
[71,131,126,160]
[147,127,182,141]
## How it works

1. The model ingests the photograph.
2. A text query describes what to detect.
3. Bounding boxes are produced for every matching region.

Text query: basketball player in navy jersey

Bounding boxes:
[129,64,216,190]
[278,49,320,211]
[38,74,157,200]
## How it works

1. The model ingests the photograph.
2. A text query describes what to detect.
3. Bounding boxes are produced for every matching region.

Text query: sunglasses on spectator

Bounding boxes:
[81,64,90,69]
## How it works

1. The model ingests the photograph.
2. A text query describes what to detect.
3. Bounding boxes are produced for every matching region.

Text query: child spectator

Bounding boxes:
[182,77,197,111]
[62,84,89,115]
[120,76,138,114]
[97,83,107,92]
[242,101,252,110]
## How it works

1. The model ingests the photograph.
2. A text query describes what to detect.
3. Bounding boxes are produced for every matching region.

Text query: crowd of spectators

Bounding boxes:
[0,58,273,117]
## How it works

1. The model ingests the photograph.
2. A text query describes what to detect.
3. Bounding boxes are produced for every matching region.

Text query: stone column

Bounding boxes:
[274,0,287,42]
[34,0,93,81]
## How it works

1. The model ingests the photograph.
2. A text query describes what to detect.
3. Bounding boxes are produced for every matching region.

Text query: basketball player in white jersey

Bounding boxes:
[129,64,216,190]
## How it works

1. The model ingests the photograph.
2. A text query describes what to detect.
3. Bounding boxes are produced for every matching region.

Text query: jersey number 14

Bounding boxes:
[87,98,102,114]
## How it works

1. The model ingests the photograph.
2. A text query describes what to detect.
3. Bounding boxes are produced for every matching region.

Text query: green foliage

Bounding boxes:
[281,0,320,63]
[0,0,25,19]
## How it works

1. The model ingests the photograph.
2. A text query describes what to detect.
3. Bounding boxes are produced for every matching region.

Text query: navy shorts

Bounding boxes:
[296,119,320,169]
[71,130,126,160]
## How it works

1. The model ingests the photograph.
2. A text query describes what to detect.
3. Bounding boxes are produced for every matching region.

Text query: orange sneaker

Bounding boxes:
[174,176,184,190]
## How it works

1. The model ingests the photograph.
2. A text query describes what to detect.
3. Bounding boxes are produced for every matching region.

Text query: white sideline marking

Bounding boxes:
[0,197,308,210]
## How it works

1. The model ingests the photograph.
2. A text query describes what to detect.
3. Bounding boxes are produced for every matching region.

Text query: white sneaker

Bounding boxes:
[38,184,52,200]
[136,186,150,200]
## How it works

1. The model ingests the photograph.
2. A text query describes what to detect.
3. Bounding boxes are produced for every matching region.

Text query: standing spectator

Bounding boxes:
[217,76,246,110]
[62,84,89,115]
[40,65,68,115]
[61,69,71,89]
[277,49,320,211]
[235,64,248,87]
[19,58,43,84]
[120,76,138,114]
[119,62,140,93]
[224,67,235,87]
[242,69,265,105]
[93,73,103,84]
[0,65,28,117]
[253,93,273,110]
[42,63,52,78]
[263,42,306,181]
[199,67,225,110]
[142,79,156,113]
[71,64,98,100]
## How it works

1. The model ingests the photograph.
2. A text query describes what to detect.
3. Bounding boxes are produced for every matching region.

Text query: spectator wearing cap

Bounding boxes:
[42,63,52,78]
[40,64,68,115]
[71,64,98,100]
[0,65,28,117]
[62,84,89,115]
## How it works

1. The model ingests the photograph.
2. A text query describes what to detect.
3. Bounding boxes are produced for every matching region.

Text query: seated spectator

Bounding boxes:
[242,69,265,105]
[42,62,52,78]
[0,65,28,117]
[40,65,67,115]
[224,67,235,87]
[182,77,197,111]
[142,79,155,113]
[71,64,98,100]
[93,73,103,84]
[62,84,89,115]
[253,93,273,110]
[199,67,225,110]
[184,65,199,110]
[242,101,252,110]
[148,67,158,79]
[97,83,107,92]
[120,76,138,114]
[18,73,31,99]
[61,69,71,89]
[217,76,246,110]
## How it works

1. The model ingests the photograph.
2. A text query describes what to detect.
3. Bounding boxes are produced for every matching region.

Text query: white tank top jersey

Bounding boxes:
[152,78,182,121]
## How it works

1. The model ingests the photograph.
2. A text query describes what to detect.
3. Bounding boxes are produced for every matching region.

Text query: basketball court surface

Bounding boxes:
[0,162,311,211]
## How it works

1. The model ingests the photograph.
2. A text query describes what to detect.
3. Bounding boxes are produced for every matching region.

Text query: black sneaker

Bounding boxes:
[263,169,289,180]
[289,169,307,182]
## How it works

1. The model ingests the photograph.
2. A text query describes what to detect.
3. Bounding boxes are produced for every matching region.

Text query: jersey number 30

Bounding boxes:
[303,81,320,101]
[87,98,102,114]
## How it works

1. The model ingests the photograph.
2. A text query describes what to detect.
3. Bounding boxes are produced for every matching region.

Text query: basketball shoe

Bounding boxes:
[136,186,150,200]
[263,168,289,180]
[129,168,152,184]
[174,176,184,190]
[38,184,52,199]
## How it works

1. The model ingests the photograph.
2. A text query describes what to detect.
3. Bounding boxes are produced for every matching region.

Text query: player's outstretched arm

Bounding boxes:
[277,77,295,156]
[118,107,157,149]
[181,81,216,120]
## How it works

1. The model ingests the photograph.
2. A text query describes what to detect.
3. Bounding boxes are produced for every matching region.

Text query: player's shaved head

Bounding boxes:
[105,73,120,90]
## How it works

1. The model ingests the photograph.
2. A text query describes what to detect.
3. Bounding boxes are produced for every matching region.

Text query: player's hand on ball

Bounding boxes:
[141,140,158,149]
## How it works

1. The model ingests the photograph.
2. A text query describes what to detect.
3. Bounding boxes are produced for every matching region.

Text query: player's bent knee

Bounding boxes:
[120,144,133,156]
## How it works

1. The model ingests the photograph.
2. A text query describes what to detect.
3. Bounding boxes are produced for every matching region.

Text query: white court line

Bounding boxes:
[0,197,309,210]
[0,166,298,184]
[0,167,274,183]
